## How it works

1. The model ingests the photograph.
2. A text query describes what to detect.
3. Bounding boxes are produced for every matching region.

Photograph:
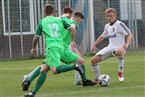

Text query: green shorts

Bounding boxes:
[45,47,64,68]
[61,48,78,64]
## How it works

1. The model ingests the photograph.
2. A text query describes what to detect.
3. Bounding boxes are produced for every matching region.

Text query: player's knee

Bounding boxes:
[91,58,96,65]
[52,71,57,74]
[77,57,85,65]
[116,48,124,57]
[40,64,49,73]
[51,67,57,74]
[91,56,101,65]
[81,58,85,65]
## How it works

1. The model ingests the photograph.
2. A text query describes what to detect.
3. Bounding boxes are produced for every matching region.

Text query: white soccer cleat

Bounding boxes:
[118,72,124,82]
[118,77,124,82]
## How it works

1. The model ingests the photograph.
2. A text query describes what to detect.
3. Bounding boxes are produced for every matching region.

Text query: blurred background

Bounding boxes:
[0,0,144,60]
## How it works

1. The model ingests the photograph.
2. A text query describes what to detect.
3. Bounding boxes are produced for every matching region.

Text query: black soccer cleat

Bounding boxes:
[82,80,97,86]
[22,81,30,91]
[74,64,84,74]
[24,92,35,97]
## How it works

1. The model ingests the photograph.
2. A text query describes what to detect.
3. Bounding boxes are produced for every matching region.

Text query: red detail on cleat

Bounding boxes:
[118,72,123,78]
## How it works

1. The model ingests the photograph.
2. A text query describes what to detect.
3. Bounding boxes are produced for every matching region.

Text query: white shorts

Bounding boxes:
[96,46,125,60]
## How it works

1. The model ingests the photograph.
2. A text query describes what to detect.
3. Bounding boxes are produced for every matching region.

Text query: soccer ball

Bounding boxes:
[98,74,110,86]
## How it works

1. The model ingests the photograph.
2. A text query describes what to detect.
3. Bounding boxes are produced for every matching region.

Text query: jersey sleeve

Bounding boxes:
[35,20,43,37]
[74,22,79,30]
[119,22,131,35]
[101,24,108,38]
[61,17,71,29]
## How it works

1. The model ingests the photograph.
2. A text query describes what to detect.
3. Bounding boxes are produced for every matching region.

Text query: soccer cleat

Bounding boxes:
[74,81,82,85]
[22,81,30,91]
[74,64,84,74]
[93,79,100,84]
[22,75,30,91]
[82,80,97,86]
[24,92,35,97]
[118,72,124,82]
[22,75,31,91]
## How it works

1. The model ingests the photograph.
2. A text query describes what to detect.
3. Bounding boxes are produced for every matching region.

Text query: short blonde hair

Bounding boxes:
[105,8,116,14]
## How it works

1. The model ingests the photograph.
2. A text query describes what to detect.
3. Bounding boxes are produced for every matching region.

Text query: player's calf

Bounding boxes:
[74,64,84,74]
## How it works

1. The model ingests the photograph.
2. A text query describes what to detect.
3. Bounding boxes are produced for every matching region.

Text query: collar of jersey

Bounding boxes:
[109,19,117,26]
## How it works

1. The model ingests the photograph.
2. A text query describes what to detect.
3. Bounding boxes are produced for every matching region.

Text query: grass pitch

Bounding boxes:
[0,53,145,97]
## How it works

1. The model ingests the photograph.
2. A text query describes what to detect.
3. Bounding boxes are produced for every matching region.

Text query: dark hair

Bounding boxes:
[74,11,84,19]
[44,4,55,16]
[63,6,73,13]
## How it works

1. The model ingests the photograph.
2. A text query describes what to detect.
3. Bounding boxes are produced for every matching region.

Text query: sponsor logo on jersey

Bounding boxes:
[108,34,117,38]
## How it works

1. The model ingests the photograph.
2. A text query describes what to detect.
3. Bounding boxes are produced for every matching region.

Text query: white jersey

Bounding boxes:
[101,20,131,47]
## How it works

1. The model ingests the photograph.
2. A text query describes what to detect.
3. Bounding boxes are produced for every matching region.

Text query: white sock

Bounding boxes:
[74,62,81,82]
[118,57,124,72]
[74,71,81,82]
[93,64,100,80]
[27,66,40,80]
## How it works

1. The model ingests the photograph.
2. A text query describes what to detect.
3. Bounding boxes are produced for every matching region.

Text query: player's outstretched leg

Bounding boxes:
[79,64,97,86]
[24,72,47,97]
[82,65,97,86]
[56,63,84,74]
[22,66,41,91]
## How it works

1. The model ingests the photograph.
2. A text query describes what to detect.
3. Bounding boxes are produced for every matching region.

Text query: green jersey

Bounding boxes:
[62,17,79,48]
[36,16,71,49]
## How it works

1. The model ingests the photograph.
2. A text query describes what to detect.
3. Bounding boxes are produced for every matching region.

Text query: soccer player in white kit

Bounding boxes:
[91,8,132,82]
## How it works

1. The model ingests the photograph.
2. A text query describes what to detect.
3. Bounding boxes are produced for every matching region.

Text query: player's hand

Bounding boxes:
[91,45,96,54]
[62,14,70,18]
[71,41,77,50]
[122,44,129,49]
[31,48,36,56]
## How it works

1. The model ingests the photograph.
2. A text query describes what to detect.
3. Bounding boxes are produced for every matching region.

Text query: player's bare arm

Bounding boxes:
[123,32,132,49]
[91,35,105,53]
[61,14,70,18]
[70,41,77,50]
[31,36,39,55]
[68,24,76,42]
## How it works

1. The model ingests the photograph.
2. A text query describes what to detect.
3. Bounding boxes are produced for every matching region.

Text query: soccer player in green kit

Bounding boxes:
[61,13,83,85]
[59,6,82,85]
[24,4,96,97]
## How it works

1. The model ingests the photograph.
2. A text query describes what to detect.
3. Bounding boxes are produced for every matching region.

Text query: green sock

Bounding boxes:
[80,65,87,81]
[32,72,46,93]
[56,64,74,73]
[27,66,41,82]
